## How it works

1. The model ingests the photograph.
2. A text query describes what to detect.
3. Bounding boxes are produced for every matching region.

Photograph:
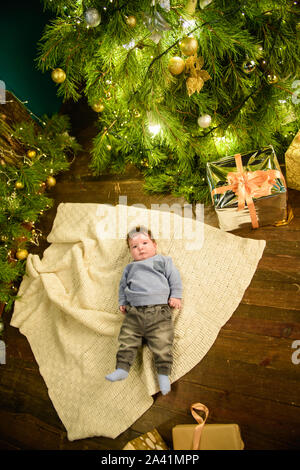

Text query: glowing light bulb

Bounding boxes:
[148,124,161,136]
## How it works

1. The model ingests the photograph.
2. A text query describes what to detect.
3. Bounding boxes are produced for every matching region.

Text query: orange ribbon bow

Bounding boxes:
[191,403,209,450]
[211,153,285,229]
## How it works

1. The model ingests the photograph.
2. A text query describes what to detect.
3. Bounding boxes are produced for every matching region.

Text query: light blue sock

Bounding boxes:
[158,374,171,395]
[105,368,129,382]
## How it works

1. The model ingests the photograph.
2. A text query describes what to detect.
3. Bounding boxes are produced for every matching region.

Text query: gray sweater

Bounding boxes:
[119,254,182,307]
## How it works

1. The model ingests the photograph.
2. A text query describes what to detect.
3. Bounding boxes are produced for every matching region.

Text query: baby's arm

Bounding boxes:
[165,257,182,309]
[119,267,129,313]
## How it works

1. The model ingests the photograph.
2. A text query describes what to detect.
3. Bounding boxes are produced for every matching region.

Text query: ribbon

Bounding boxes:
[190,403,209,450]
[211,153,286,229]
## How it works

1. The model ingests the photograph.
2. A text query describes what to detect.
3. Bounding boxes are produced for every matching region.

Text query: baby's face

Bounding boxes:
[129,233,157,261]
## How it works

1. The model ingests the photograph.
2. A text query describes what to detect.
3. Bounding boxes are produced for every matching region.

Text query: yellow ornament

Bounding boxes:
[106,144,112,151]
[267,73,278,84]
[15,181,24,189]
[92,101,105,112]
[126,15,137,28]
[168,56,185,75]
[16,249,28,260]
[179,37,198,56]
[27,149,36,158]
[46,176,56,187]
[51,68,66,84]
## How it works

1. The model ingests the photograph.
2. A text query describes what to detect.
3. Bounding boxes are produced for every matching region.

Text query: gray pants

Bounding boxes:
[116,304,174,375]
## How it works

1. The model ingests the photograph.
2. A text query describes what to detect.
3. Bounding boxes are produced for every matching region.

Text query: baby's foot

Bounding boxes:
[158,374,171,395]
[105,368,128,382]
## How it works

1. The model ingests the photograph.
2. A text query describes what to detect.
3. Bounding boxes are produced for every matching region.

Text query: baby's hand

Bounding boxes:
[168,298,182,309]
[119,305,126,313]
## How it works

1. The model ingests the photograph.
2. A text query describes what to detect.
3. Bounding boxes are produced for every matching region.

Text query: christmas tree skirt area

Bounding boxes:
[10,202,265,441]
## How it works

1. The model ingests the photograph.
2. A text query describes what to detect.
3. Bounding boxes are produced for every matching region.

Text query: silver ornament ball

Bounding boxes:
[198,114,212,128]
[242,60,256,74]
[84,8,101,27]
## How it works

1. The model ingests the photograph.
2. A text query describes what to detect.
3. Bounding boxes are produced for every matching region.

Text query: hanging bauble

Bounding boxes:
[84,8,101,27]
[26,149,36,159]
[0,159,5,166]
[185,0,197,15]
[46,176,56,187]
[16,249,28,260]
[126,15,137,28]
[51,68,66,84]
[92,101,105,112]
[168,56,185,75]
[242,60,256,74]
[106,145,112,151]
[199,0,213,9]
[0,321,4,333]
[15,181,24,189]
[179,37,198,56]
[197,114,212,128]
[267,73,279,84]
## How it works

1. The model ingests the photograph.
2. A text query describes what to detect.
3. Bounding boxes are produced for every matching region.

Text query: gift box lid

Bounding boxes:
[172,423,244,450]
[123,429,169,450]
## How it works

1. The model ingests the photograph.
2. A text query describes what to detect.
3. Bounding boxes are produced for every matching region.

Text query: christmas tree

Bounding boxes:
[0,92,80,316]
[36,0,299,204]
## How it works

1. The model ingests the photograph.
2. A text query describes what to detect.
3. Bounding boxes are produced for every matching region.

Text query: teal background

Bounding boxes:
[0,1,62,118]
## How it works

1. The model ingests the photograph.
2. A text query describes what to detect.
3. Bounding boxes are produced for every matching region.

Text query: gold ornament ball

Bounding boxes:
[126,15,137,28]
[179,37,198,56]
[267,73,278,84]
[16,249,29,260]
[15,181,24,189]
[92,101,105,112]
[168,56,185,75]
[0,321,4,333]
[106,144,112,151]
[27,149,36,158]
[46,176,56,187]
[51,68,66,84]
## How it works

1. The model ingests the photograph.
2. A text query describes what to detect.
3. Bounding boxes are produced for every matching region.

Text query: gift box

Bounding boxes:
[206,145,287,231]
[123,429,169,450]
[172,403,244,450]
[285,130,300,191]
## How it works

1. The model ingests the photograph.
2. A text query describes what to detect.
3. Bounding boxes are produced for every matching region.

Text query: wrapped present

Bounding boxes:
[285,130,300,191]
[172,403,244,450]
[123,429,169,450]
[206,145,287,231]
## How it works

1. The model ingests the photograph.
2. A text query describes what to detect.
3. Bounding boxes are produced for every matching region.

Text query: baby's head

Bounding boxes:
[127,226,157,261]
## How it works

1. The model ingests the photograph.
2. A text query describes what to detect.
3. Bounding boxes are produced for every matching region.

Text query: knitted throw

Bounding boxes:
[11,203,265,441]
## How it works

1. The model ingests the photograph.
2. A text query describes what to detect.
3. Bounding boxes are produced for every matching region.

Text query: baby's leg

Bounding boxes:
[145,305,174,395]
[106,306,143,382]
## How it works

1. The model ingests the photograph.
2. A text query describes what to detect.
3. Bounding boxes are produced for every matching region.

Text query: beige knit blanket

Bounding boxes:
[11,203,265,441]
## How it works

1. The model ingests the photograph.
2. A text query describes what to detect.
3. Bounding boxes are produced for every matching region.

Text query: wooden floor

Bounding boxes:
[1,123,300,450]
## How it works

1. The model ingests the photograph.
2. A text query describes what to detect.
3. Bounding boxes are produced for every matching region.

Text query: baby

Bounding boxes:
[105,226,182,395]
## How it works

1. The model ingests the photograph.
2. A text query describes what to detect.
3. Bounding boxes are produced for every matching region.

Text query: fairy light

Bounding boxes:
[148,124,161,136]
[123,40,135,50]
[180,17,196,30]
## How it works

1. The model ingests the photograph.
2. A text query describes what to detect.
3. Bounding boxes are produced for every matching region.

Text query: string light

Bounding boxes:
[148,124,161,136]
